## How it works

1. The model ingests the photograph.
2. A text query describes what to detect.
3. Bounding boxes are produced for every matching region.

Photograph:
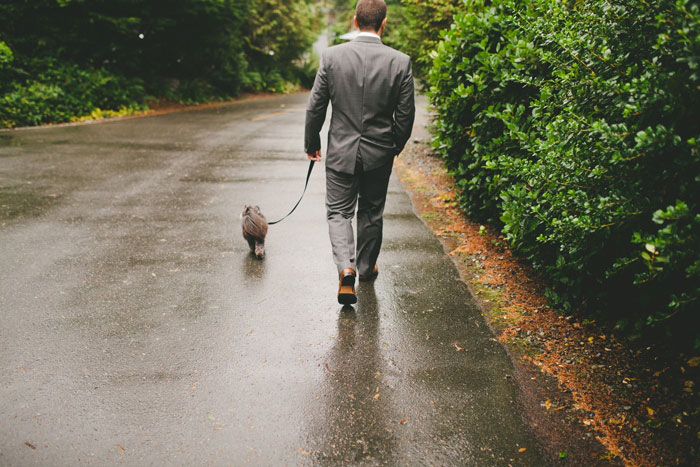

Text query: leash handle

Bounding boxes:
[268,160,315,225]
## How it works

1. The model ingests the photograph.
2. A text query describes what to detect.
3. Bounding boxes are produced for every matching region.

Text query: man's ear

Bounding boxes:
[353,15,359,30]
[379,17,387,34]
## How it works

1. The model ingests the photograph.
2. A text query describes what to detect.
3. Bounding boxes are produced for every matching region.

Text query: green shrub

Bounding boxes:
[0,41,12,67]
[0,60,146,127]
[391,0,462,84]
[428,0,700,345]
[0,41,14,97]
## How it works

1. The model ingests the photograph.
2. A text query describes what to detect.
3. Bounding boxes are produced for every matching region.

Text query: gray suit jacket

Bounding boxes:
[304,36,415,174]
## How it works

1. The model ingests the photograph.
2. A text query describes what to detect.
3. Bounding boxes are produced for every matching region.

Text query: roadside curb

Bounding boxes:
[0,92,291,133]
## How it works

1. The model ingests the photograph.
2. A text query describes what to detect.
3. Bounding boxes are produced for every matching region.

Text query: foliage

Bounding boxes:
[428,0,700,345]
[0,0,321,127]
[392,0,462,84]
[0,41,12,67]
[0,59,146,127]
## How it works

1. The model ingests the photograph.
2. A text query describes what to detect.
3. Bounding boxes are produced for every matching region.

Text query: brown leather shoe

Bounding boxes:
[359,264,379,282]
[337,268,357,305]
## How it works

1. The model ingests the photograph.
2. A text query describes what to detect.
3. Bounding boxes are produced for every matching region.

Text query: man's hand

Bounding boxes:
[307,150,322,162]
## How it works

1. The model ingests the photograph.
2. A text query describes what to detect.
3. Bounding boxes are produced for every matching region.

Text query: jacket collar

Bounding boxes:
[353,35,382,44]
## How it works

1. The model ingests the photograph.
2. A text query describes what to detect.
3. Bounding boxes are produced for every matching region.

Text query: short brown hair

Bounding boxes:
[355,0,387,32]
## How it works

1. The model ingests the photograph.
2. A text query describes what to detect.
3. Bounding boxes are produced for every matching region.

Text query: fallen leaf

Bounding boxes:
[453,342,464,352]
[687,356,700,367]
[25,442,36,450]
[398,417,412,425]
[647,407,655,417]
[116,444,125,452]
[298,448,311,456]
[519,447,527,453]
[374,393,380,400]
[544,399,552,411]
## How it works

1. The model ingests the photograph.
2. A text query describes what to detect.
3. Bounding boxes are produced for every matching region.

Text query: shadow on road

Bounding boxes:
[311,285,398,463]
[241,252,267,281]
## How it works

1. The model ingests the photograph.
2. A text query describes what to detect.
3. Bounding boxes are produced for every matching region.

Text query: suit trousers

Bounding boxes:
[325,156,393,276]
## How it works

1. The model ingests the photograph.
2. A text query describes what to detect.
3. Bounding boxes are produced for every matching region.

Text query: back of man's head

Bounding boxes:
[355,0,387,32]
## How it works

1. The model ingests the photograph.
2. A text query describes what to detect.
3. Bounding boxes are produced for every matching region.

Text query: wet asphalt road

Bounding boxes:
[0,93,544,465]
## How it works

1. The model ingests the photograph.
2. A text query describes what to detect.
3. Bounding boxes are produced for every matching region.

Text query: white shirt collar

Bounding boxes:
[357,31,381,39]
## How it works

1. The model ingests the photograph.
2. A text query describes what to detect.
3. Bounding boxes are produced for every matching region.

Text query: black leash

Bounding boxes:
[268,160,315,225]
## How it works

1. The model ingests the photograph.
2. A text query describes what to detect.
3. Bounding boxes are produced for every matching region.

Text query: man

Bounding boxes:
[304,0,415,305]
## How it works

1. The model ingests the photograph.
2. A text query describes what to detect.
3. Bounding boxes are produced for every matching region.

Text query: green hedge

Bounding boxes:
[390,0,462,84]
[1,58,147,127]
[428,0,700,345]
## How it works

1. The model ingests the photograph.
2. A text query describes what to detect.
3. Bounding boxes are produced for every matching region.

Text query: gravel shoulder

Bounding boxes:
[393,140,699,467]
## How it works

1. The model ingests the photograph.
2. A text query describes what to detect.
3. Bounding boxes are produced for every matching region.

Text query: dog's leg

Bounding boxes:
[254,241,265,259]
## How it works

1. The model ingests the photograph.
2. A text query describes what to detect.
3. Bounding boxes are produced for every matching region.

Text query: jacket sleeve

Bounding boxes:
[304,51,330,154]
[392,59,415,155]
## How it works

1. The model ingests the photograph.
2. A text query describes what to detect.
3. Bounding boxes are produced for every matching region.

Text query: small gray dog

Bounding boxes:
[241,205,268,259]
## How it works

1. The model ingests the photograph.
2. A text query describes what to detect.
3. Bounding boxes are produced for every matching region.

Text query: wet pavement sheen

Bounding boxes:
[0,93,544,465]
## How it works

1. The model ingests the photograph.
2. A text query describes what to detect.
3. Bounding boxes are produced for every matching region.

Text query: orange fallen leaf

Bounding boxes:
[519,447,527,453]
[25,442,36,450]
[398,417,412,425]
